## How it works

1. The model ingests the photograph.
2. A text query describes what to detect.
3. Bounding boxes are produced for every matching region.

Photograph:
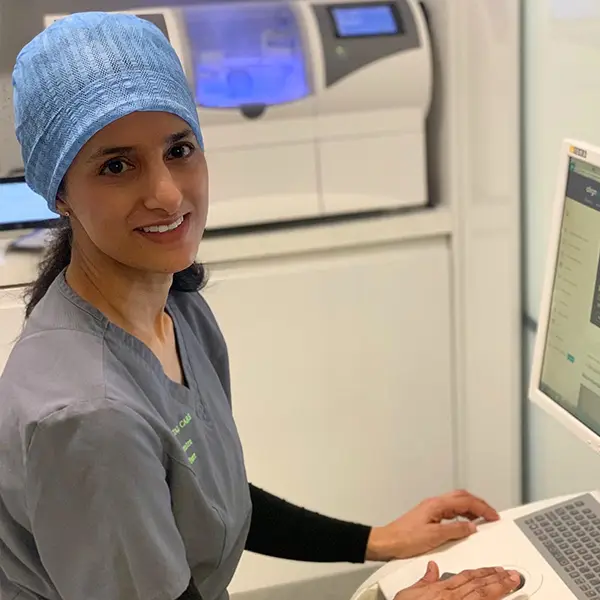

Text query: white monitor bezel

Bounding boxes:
[529,138,600,453]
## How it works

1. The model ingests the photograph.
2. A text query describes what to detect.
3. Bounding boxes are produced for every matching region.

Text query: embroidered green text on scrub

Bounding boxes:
[171,412,197,465]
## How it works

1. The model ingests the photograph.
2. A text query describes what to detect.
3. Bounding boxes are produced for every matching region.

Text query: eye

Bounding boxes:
[168,143,195,161]
[100,159,133,176]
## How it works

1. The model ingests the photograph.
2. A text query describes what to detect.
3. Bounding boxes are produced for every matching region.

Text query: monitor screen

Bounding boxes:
[539,156,600,435]
[0,178,58,231]
[329,4,402,38]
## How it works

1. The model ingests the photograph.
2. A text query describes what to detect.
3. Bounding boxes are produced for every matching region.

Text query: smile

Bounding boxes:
[140,215,185,234]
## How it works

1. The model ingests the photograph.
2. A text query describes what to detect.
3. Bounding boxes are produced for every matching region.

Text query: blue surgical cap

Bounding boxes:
[12,11,203,213]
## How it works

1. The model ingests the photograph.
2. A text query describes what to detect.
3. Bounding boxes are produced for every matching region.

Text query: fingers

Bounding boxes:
[409,561,440,588]
[420,561,440,585]
[429,521,477,549]
[396,563,440,599]
[444,567,521,599]
[460,512,483,522]
[430,521,476,547]
[432,490,500,522]
[462,572,521,599]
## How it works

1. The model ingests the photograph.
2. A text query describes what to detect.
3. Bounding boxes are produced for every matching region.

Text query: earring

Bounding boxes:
[63,210,70,217]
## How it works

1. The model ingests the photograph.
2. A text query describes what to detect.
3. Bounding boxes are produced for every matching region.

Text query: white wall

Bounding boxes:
[523,0,600,500]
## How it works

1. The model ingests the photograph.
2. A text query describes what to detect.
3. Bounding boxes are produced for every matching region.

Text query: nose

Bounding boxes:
[142,165,184,214]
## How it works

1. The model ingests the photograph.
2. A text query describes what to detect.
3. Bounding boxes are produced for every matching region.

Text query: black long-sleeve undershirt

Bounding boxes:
[177,486,372,599]
[245,484,372,564]
[179,580,203,600]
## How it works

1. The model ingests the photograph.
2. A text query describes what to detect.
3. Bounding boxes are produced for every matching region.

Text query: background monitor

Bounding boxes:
[530,140,600,450]
[0,177,58,231]
[329,3,403,38]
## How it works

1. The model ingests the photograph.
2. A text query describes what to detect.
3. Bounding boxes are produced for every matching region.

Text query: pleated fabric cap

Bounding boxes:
[12,11,203,213]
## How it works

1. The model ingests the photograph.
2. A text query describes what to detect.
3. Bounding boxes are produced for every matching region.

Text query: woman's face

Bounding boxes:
[57,111,208,276]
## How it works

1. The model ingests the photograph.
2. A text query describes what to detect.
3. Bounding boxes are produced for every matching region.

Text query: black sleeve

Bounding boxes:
[177,580,203,600]
[245,484,372,564]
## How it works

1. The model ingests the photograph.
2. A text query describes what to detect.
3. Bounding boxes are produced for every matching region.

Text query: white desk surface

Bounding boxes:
[351,492,584,600]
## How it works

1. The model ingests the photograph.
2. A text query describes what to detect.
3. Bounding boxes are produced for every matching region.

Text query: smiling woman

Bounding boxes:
[0,10,519,600]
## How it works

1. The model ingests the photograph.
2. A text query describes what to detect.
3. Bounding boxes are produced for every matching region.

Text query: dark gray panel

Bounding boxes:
[313,0,421,87]
[137,13,170,40]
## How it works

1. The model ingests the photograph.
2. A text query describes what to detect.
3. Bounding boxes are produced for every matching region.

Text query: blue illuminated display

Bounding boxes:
[0,180,57,229]
[183,5,310,109]
[331,5,400,37]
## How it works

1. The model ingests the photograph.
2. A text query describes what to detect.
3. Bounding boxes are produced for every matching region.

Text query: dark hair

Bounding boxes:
[24,205,207,319]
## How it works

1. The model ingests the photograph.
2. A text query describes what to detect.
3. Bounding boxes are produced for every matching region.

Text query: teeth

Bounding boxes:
[142,216,184,234]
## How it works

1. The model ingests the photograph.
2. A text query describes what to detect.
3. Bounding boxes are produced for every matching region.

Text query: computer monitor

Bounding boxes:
[530,139,600,451]
[0,177,58,231]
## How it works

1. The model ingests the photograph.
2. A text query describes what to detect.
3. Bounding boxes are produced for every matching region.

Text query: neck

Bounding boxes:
[66,244,173,342]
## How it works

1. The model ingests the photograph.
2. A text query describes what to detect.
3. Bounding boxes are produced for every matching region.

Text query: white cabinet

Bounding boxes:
[203,237,455,593]
[0,288,25,374]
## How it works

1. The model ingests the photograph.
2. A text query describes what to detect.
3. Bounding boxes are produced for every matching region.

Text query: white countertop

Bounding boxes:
[0,209,452,289]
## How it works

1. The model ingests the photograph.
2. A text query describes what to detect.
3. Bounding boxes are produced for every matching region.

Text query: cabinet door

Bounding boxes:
[204,238,455,593]
[0,289,25,375]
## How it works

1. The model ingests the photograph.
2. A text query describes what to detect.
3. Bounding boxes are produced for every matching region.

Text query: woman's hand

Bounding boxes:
[393,561,521,600]
[366,490,500,561]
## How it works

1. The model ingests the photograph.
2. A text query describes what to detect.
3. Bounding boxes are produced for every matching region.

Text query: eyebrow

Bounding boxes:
[86,128,194,163]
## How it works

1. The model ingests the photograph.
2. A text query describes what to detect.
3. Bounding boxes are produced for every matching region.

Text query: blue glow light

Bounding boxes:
[183,5,310,109]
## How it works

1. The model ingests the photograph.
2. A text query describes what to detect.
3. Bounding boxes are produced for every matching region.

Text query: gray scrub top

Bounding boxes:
[0,272,252,600]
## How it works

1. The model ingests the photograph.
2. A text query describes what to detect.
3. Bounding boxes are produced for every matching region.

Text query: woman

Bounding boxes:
[0,12,521,600]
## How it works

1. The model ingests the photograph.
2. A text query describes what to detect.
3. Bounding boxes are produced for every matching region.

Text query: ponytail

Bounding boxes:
[24,217,73,318]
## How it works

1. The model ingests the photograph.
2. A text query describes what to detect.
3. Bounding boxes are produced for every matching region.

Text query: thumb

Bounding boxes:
[413,561,440,586]
[433,521,477,545]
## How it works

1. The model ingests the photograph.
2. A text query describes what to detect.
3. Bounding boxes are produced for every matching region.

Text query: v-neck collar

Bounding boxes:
[56,269,198,398]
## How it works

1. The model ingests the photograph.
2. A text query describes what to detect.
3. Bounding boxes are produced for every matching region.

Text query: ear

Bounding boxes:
[55,196,70,217]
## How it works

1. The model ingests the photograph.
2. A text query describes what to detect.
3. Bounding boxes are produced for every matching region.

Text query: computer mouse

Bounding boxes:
[513,572,526,591]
